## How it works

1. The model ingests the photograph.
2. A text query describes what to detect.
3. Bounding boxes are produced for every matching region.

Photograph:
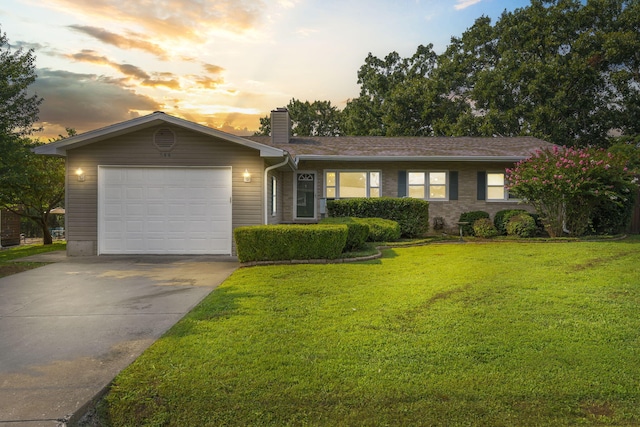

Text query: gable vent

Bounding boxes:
[153,128,177,152]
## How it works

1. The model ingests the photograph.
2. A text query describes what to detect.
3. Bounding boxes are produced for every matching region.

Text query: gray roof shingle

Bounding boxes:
[246,136,555,160]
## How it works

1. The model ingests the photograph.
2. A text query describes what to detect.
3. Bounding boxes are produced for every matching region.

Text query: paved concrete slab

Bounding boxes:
[0,252,238,426]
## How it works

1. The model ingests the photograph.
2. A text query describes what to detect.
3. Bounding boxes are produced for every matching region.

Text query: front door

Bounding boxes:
[296,172,315,219]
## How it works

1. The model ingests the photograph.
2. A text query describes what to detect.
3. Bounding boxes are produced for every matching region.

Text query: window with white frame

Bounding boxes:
[408,171,448,200]
[487,172,507,200]
[271,175,277,216]
[325,171,380,198]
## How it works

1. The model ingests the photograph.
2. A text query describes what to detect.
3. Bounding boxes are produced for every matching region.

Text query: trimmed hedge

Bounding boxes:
[234,224,348,263]
[319,218,369,251]
[355,217,401,242]
[327,198,429,238]
[458,211,490,236]
[322,217,401,243]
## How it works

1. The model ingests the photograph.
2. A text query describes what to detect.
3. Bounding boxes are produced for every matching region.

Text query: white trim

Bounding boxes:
[324,169,382,199]
[486,171,509,201]
[271,175,277,217]
[408,170,450,201]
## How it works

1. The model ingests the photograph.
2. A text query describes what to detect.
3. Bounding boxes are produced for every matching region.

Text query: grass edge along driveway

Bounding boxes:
[101,237,640,426]
[0,242,66,278]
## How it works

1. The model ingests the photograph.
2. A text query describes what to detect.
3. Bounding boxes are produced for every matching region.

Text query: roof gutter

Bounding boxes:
[264,157,292,225]
[294,155,528,162]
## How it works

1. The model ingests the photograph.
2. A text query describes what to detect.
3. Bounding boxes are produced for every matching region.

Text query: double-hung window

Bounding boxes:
[325,171,380,198]
[487,172,508,201]
[408,171,448,200]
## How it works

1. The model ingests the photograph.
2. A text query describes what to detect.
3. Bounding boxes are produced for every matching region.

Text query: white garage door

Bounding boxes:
[98,167,232,255]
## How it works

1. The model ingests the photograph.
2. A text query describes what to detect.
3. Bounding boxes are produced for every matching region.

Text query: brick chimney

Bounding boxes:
[270,107,290,144]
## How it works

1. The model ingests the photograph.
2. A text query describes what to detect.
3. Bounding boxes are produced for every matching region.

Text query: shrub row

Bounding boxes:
[319,218,369,251]
[327,198,429,237]
[458,211,490,236]
[460,209,543,238]
[321,217,401,244]
[234,225,347,263]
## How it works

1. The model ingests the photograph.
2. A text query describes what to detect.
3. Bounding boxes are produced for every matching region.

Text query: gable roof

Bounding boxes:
[246,135,556,163]
[34,111,555,164]
[34,112,286,158]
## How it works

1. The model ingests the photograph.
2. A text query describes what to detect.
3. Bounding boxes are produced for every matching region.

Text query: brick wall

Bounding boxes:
[278,160,534,233]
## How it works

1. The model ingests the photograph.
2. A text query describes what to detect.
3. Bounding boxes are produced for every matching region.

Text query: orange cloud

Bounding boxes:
[47,0,267,43]
[66,49,181,89]
[140,78,181,90]
[68,25,170,59]
[191,75,225,89]
[67,49,110,65]
[115,63,151,81]
[203,63,225,74]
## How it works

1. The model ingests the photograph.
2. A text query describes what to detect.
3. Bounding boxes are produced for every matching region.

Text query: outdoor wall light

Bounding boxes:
[75,168,85,182]
[243,169,251,183]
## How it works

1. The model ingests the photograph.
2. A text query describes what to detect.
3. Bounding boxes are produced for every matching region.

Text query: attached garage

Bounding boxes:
[98,166,232,255]
[33,112,291,256]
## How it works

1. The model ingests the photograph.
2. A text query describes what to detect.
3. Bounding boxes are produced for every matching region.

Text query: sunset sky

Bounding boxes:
[2,0,530,140]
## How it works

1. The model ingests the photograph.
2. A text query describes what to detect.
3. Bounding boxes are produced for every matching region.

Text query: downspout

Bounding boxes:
[264,157,291,225]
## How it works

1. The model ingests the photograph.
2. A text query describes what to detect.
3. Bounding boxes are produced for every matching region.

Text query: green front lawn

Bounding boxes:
[0,242,66,278]
[102,237,640,426]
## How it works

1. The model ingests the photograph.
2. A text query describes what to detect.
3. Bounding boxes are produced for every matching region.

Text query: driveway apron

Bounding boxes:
[0,252,238,426]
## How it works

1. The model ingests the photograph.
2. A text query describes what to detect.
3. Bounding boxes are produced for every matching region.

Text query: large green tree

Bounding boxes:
[338,0,639,144]
[341,44,463,136]
[440,0,639,146]
[255,98,342,137]
[0,28,65,245]
[0,28,42,137]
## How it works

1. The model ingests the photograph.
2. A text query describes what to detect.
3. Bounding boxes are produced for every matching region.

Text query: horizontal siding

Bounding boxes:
[66,126,265,253]
[267,170,283,224]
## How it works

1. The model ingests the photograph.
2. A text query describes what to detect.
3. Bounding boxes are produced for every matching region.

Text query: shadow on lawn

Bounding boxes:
[180,285,255,324]
[380,248,398,259]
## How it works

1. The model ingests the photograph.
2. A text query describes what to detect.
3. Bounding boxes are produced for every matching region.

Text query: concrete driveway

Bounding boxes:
[0,251,238,426]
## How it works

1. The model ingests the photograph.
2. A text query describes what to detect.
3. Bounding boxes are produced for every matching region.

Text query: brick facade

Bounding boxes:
[278,160,532,233]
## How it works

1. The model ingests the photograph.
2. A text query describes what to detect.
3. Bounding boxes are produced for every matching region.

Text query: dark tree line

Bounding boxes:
[257,0,640,148]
